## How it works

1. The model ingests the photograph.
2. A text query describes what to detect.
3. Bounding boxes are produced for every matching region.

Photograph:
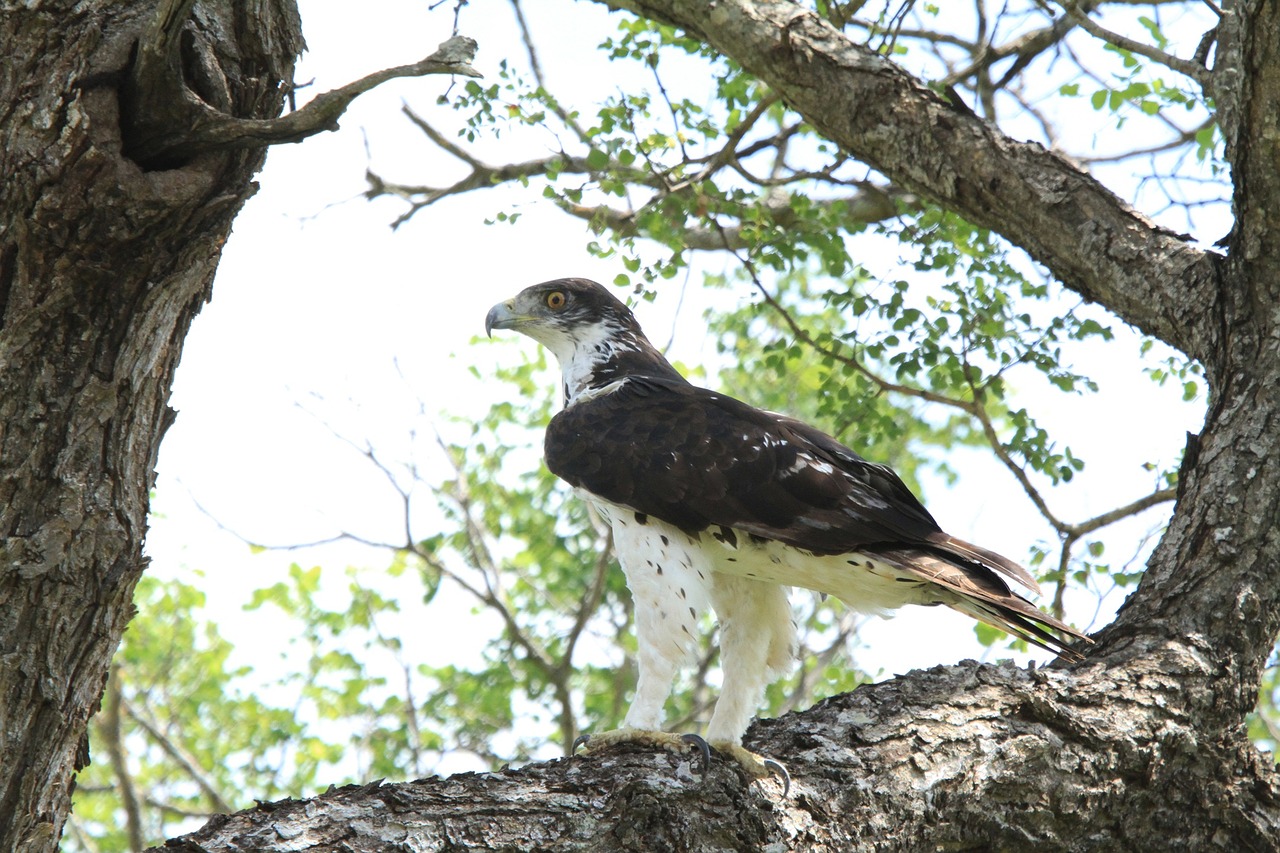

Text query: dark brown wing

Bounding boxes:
[546,376,1085,654]
[545,377,945,555]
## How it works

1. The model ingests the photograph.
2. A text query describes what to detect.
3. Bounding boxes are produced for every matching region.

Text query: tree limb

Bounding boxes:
[98,671,145,853]
[601,0,1223,365]
[558,187,904,250]
[151,659,1280,851]
[1058,1,1215,88]
[122,0,479,167]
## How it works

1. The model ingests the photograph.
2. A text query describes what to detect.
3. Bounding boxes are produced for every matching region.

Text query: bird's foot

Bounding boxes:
[710,741,791,797]
[573,728,711,773]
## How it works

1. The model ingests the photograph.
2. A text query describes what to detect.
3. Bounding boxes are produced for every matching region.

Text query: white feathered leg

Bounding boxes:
[580,509,714,757]
[706,573,796,780]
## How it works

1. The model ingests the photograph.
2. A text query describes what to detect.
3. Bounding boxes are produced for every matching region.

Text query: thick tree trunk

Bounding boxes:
[0,3,301,849]
[160,1,1280,850]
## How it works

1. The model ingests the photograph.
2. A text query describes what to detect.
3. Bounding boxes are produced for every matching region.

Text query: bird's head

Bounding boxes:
[486,277,683,402]
[485,278,641,350]
[485,277,652,369]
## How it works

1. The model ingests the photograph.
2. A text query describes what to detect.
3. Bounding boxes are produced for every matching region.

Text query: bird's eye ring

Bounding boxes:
[546,291,567,310]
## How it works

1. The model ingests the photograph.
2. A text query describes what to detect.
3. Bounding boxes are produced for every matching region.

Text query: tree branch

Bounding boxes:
[98,670,145,853]
[557,187,903,250]
[1058,1,1215,89]
[152,659,1280,851]
[122,0,479,167]
[601,0,1223,364]
[122,697,235,815]
[941,10,1079,89]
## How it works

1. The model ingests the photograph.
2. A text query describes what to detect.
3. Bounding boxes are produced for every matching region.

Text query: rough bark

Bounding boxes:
[156,660,1280,852]
[159,1,1280,850]
[0,4,479,848]
[0,3,301,850]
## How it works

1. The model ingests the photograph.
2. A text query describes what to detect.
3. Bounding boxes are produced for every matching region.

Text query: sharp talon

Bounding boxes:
[572,734,591,753]
[680,733,712,774]
[763,758,791,797]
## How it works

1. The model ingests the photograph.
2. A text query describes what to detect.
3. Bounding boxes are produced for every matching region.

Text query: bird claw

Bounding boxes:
[711,742,792,797]
[680,732,712,774]
[573,730,788,795]
[573,728,710,774]
[761,757,791,798]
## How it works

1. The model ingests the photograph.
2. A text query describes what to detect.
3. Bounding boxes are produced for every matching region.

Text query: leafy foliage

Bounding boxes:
[71,575,335,848]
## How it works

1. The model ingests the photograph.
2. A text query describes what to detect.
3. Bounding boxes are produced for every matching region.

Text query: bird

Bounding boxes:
[485,277,1088,783]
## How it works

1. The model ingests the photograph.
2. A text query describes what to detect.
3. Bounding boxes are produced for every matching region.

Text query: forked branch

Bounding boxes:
[122,0,479,167]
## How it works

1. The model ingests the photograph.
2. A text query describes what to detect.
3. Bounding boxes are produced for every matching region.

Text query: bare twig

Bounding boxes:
[557,187,902,251]
[509,0,590,142]
[124,0,479,165]
[144,797,218,820]
[1066,487,1178,538]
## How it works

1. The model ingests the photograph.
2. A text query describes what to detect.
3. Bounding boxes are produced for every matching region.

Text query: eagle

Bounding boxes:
[486,277,1087,784]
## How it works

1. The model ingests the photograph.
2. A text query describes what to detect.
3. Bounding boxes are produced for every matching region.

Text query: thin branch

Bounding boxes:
[967,395,1069,530]
[1058,1,1213,89]
[684,93,781,186]
[99,669,145,853]
[746,272,978,412]
[557,187,902,251]
[649,62,690,162]
[940,0,1069,88]
[124,0,479,165]
[122,697,236,815]
[184,478,403,554]
[64,818,103,853]
[509,0,591,142]
[144,797,218,820]
[1075,117,1214,165]
[1051,535,1077,619]
[426,435,564,678]
[1065,487,1178,538]
[401,103,487,168]
[561,532,616,678]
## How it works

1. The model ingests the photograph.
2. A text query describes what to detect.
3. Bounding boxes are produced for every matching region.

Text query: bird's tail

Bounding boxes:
[944,595,1090,662]
[872,544,1091,662]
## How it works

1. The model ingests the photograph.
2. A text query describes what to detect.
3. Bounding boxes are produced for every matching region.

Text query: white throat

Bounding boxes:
[538,320,636,406]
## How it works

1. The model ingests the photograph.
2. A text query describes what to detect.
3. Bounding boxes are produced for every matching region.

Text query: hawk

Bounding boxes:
[486,277,1087,782]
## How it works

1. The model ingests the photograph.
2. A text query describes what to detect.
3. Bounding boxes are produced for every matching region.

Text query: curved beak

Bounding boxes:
[485,301,519,337]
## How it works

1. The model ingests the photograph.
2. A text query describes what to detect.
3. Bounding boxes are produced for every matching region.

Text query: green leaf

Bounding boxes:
[585,148,610,170]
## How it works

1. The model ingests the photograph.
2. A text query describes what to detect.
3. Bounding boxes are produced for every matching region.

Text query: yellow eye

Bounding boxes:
[546,290,567,310]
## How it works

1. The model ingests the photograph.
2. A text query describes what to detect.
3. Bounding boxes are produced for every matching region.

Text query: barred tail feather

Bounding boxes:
[874,546,1092,662]
[946,597,1090,662]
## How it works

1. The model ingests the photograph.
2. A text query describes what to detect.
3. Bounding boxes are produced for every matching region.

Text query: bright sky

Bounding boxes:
[143,0,1212,781]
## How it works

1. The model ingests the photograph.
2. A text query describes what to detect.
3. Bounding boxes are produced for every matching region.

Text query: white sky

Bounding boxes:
[143,0,1213,782]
